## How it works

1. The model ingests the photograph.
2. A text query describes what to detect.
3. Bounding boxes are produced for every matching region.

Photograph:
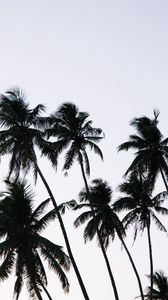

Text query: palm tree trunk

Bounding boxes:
[34,162,90,300]
[98,234,120,300]
[146,222,153,300]
[160,167,168,192]
[35,290,43,300]
[41,283,53,300]
[78,153,120,300]
[119,236,144,300]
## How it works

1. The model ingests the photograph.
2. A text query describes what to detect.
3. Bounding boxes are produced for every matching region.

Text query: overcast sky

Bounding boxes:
[0,1,168,299]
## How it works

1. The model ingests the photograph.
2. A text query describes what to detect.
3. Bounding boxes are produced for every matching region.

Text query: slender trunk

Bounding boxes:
[78,154,119,300]
[146,222,153,300]
[41,283,53,300]
[35,162,90,300]
[119,236,144,300]
[35,290,43,300]
[160,167,168,192]
[98,233,120,300]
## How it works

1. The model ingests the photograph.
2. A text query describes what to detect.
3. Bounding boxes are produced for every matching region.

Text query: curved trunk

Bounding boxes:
[119,236,144,300]
[146,222,153,300]
[35,162,90,300]
[34,288,43,300]
[98,232,120,300]
[78,154,119,300]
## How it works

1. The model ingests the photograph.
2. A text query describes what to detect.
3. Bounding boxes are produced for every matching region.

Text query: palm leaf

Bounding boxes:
[74,211,93,228]
[63,143,78,171]
[31,198,51,220]
[36,236,70,271]
[0,250,15,281]
[150,212,167,232]
[58,200,77,214]
[113,197,136,212]
[42,248,70,293]
[85,140,103,160]
[83,215,101,243]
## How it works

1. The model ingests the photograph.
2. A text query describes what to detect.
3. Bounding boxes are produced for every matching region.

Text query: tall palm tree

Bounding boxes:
[74,178,144,300]
[0,179,71,300]
[113,173,168,300]
[0,88,89,300]
[118,111,168,191]
[45,103,120,298]
[144,271,168,299]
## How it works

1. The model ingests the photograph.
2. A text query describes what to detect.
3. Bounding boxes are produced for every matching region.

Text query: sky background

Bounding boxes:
[0,1,168,299]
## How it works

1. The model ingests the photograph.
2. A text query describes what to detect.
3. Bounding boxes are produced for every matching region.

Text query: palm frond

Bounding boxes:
[118,140,140,152]
[122,210,139,231]
[63,143,78,171]
[58,200,77,214]
[14,250,25,300]
[33,210,57,232]
[37,236,70,271]
[31,198,51,220]
[74,211,93,228]
[113,197,136,212]
[0,250,15,281]
[150,212,167,232]
[28,104,46,125]
[40,247,70,293]
[83,216,101,243]
[85,140,103,160]
[154,206,168,215]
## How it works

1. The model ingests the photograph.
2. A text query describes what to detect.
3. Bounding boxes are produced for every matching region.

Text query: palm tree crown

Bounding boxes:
[45,102,104,175]
[74,178,125,248]
[118,111,168,190]
[114,173,168,238]
[0,88,56,179]
[144,271,168,299]
[0,179,70,299]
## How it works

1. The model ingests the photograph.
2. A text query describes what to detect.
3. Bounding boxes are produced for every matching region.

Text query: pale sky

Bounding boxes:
[0,1,168,299]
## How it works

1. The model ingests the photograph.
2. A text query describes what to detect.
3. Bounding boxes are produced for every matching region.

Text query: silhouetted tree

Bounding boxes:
[0,89,89,300]
[45,103,120,299]
[118,111,168,191]
[114,173,168,300]
[74,178,144,300]
[0,179,70,299]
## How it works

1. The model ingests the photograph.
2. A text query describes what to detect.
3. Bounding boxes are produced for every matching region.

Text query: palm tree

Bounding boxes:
[0,88,89,300]
[0,179,71,300]
[144,271,168,299]
[45,102,103,179]
[44,103,121,299]
[74,178,144,300]
[113,173,168,300]
[118,111,168,191]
